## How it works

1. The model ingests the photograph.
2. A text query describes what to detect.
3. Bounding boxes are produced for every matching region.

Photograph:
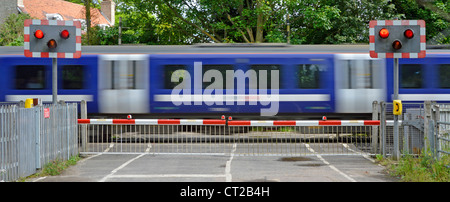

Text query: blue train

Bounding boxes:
[0,45,449,119]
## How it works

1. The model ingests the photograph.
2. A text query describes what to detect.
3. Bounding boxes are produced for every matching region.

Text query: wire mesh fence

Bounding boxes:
[381,102,426,156]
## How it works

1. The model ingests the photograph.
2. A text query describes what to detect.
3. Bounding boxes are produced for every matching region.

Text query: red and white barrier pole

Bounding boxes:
[78,119,380,126]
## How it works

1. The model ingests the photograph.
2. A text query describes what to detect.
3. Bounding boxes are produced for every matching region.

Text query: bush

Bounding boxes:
[0,13,31,46]
[378,152,450,182]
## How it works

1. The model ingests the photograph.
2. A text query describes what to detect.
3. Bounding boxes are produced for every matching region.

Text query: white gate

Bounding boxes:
[78,118,380,156]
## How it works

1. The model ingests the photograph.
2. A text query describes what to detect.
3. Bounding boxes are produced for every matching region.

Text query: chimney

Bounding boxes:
[101,0,115,26]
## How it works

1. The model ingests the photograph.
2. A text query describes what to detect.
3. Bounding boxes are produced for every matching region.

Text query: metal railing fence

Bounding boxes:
[374,100,450,161]
[0,103,78,182]
[435,121,450,160]
[375,101,425,157]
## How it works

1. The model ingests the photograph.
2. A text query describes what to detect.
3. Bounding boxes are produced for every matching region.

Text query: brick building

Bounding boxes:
[0,0,115,29]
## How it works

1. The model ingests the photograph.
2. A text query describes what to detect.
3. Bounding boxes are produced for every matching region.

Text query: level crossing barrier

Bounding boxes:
[78,118,382,156]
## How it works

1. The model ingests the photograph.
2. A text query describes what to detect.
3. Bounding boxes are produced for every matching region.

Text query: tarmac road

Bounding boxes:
[29,144,397,182]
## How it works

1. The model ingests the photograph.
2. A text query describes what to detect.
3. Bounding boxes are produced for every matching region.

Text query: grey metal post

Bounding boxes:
[35,107,41,169]
[119,17,122,45]
[433,104,440,159]
[52,58,58,104]
[393,58,400,160]
[380,101,386,157]
[433,104,441,160]
[372,101,379,153]
[403,112,410,154]
[424,101,431,153]
[80,100,87,152]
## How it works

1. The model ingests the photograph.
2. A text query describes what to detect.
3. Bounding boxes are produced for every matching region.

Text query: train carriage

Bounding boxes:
[0,45,448,119]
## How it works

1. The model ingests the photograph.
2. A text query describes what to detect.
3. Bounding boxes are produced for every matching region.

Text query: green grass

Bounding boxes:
[40,155,81,176]
[19,155,81,181]
[376,152,450,182]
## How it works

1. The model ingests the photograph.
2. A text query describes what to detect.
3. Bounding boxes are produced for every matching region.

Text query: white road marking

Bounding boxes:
[342,143,375,163]
[225,143,237,182]
[98,143,231,182]
[306,144,357,182]
[145,144,152,153]
[99,153,146,182]
[109,174,226,179]
[31,176,47,182]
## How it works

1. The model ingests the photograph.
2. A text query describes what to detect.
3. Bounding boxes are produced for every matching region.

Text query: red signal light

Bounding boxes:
[392,40,402,50]
[47,39,57,49]
[60,30,70,39]
[379,28,389,39]
[34,30,44,39]
[404,29,414,39]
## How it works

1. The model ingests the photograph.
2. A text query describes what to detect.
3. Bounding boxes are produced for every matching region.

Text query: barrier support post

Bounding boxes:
[372,101,379,153]
[380,101,386,157]
[80,100,87,152]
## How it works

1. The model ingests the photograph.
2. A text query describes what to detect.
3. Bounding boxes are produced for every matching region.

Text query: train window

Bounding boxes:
[400,64,423,88]
[104,60,144,89]
[202,65,234,89]
[126,60,136,89]
[164,65,188,89]
[297,64,323,89]
[439,64,450,88]
[339,60,379,89]
[250,65,281,89]
[15,65,46,89]
[62,65,84,89]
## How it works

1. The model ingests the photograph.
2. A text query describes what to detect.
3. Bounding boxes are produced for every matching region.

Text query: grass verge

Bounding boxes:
[19,155,81,181]
[376,152,450,182]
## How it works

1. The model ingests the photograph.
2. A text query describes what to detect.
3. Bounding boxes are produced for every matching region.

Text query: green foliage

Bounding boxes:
[392,153,449,182]
[392,0,449,45]
[41,155,81,176]
[118,0,446,45]
[376,152,450,182]
[1,0,448,46]
[0,13,31,46]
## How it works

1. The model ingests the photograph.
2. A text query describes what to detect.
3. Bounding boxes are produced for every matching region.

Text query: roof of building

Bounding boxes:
[20,0,111,26]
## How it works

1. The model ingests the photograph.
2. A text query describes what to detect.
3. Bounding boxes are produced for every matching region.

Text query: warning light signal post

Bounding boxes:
[369,20,425,58]
[369,19,426,160]
[24,19,82,104]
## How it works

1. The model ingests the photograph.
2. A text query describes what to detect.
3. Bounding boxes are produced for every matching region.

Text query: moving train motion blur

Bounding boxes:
[0,45,449,119]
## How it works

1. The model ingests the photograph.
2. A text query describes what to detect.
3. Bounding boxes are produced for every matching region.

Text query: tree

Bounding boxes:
[119,0,415,44]
[120,0,288,43]
[63,0,450,45]
[392,0,449,45]
[0,13,31,46]
[286,0,403,44]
